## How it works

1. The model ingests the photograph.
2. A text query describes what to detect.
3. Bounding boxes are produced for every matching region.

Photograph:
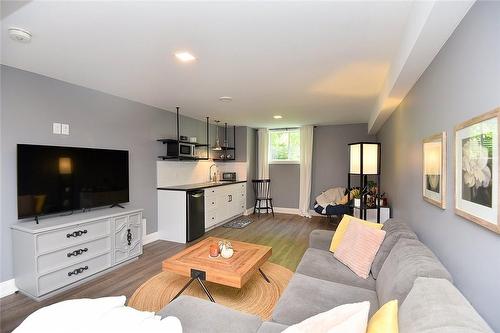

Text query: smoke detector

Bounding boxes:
[8,27,32,43]
[219,96,232,102]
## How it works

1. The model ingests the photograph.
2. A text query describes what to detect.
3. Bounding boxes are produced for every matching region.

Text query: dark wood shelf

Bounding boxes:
[157,139,209,147]
[158,156,209,161]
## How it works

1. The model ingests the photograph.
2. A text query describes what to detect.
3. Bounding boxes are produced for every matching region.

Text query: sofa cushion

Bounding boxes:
[376,238,452,306]
[257,322,289,333]
[158,295,262,333]
[399,277,493,333]
[334,220,386,279]
[371,218,418,279]
[309,229,335,251]
[330,215,383,252]
[296,248,376,290]
[272,273,379,326]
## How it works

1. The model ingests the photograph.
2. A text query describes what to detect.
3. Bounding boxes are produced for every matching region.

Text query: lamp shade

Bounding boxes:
[59,157,72,174]
[349,143,380,175]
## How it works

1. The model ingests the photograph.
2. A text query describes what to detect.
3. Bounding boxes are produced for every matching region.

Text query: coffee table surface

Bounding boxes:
[162,237,272,288]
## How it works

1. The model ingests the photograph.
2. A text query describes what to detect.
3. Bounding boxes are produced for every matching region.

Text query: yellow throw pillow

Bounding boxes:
[367,300,398,333]
[329,214,383,252]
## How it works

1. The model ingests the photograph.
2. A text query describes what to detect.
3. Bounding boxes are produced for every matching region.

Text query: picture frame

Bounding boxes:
[423,132,446,209]
[455,108,500,234]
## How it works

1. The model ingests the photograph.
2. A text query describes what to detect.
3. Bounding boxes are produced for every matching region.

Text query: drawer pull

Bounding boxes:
[68,265,88,276]
[66,230,88,238]
[127,229,132,246]
[67,248,88,258]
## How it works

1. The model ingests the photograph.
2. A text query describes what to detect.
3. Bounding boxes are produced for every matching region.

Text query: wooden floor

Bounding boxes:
[0,213,337,332]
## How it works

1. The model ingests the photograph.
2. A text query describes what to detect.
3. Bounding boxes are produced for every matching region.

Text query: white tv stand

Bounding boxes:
[11,207,143,301]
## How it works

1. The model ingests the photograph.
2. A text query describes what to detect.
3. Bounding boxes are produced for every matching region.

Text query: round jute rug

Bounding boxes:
[128,261,293,320]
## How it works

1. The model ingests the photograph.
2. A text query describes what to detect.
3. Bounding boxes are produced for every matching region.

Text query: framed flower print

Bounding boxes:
[423,132,446,209]
[455,108,500,234]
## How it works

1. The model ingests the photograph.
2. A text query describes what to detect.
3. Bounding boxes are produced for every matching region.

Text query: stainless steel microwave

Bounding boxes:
[222,172,237,181]
[166,141,195,158]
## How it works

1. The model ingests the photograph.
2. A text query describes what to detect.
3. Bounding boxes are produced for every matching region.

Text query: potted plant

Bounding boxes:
[351,188,362,207]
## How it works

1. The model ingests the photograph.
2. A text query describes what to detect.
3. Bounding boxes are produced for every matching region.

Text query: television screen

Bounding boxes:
[17,144,129,219]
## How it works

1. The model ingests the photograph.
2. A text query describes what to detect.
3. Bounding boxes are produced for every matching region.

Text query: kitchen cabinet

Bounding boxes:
[157,181,247,243]
[205,183,246,230]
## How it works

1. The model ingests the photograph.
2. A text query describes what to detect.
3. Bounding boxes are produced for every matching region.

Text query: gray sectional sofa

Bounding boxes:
[159,218,493,332]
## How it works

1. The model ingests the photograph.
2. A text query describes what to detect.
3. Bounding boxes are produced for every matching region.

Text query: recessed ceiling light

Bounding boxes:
[8,27,32,43]
[174,51,196,62]
[219,96,233,102]
[273,115,283,119]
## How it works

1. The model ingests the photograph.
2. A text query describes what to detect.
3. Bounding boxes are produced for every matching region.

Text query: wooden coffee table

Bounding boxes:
[162,237,272,303]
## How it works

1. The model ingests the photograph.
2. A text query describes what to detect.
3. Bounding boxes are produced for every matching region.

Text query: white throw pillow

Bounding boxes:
[13,296,182,333]
[282,301,370,333]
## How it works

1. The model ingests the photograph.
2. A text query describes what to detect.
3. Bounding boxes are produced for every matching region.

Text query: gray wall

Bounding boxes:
[377,1,500,330]
[0,65,207,281]
[269,124,374,209]
[269,164,300,208]
[311,124,375,205]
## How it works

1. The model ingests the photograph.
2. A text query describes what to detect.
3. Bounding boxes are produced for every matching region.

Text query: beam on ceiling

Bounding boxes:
[368,0,475,134]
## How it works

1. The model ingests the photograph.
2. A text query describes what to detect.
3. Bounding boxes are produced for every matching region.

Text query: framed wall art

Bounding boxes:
[455,108,500,234]
[423,132,446,209]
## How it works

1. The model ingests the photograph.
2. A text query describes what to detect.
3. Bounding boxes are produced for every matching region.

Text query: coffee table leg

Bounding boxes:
[259,268,271,283]
[196,277,216,303]
[170,276,216,303]
[170,277,196,303]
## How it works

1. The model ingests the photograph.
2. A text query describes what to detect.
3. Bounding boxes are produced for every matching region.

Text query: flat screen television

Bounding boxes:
[17,144,129,219]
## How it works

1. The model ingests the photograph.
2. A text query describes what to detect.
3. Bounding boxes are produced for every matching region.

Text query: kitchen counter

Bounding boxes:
[157,180,247,191]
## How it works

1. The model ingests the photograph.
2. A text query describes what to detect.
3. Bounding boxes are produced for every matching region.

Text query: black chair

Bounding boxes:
[252,179,275,217]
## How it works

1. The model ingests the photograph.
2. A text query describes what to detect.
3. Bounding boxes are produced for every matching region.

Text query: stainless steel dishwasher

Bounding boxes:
[186,190,205,242]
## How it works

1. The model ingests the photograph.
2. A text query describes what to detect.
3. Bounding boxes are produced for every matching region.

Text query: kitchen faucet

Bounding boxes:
[209,163,218,182]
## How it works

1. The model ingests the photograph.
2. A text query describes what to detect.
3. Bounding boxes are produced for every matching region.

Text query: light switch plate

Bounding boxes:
[53,122,61,134]
[61,123,70,135]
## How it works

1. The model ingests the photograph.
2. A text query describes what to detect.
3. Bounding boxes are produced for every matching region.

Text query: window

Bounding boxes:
[269,128,300,163]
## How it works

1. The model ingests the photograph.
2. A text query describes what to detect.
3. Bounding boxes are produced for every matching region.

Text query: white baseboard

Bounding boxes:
[243,207,324,217]
[0,279,18,298]
[273,207,300,215]
[143,232,159,245]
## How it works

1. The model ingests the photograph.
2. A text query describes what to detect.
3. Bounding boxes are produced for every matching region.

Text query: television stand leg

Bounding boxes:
[110,203,125,209]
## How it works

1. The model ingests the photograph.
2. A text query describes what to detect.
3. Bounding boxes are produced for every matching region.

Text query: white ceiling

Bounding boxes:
[0,1,472,129]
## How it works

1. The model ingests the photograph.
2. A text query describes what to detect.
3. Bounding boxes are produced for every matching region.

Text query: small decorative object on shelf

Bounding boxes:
[209,243,220,257]
[218,240,234,259]
[352,188,362,207]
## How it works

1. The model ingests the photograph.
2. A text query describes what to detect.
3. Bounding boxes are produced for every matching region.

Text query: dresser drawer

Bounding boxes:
[37,236,111,274]
[128,212,141,226]
[37,219,110,253]
[38,253,111,295]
